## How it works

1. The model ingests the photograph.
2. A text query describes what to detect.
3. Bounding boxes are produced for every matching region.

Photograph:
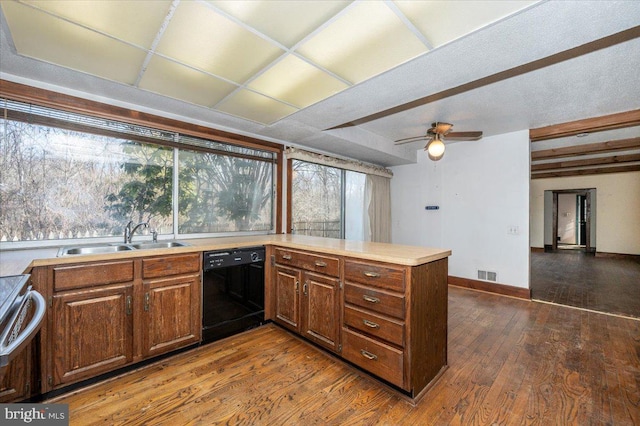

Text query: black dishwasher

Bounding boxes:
[202,247,265,344]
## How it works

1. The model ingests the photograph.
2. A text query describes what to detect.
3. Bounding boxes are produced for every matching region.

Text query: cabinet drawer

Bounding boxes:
[54,260,134,291]
[344,260,405,292]
[275,248,339,277]
[143,253,200,279]
[344,282,405,319]
[342,327,404,388]
[344,305,404,347]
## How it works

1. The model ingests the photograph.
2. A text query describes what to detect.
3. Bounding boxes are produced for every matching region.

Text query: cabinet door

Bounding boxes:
[301,272,341,352]
[274,266,301,332]
[0,343,31,402]
[52,284,133,387]
[142,273,201,358]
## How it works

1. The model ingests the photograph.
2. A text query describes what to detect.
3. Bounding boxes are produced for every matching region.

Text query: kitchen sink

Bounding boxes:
[57,241,190,256]
[129,241,190,250]
[58,244,133,256]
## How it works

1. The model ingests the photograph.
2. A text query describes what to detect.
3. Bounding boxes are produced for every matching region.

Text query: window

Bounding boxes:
[0,99,278,246]
[178,149,273,233]
[290,160,366,240]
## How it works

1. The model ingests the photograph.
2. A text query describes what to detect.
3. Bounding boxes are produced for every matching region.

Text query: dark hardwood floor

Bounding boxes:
[49,286,640,425]
[531,250,640,318]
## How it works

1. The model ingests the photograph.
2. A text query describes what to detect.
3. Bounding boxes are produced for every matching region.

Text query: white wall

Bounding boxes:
[390,130,531,289]
[531,172,640,255]
[557,193,577,244]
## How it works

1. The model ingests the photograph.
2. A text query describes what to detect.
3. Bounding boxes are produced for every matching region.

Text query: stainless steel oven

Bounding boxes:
[202,247,265,344]
[0,275,46,381]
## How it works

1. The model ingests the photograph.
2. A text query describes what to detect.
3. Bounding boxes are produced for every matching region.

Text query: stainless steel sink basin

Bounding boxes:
[57,241,190,256]
[58,244,133,256]
[129,241,190,250]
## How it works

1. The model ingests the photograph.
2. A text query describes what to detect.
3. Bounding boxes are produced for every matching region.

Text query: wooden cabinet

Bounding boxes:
[141,254,201,358]
[342,257,448,398]
[52,282,133,386]
[274,265,301,331]
[273,248,341,353]
[0,337,33,403]
[43,253,202,391]
[268,247,448,401]
[341,259,407,389]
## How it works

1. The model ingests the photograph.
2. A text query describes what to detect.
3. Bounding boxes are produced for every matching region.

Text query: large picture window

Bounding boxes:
[0,99,278,246]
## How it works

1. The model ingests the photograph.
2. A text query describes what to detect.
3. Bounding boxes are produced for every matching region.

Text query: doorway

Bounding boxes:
[547,189,595,252]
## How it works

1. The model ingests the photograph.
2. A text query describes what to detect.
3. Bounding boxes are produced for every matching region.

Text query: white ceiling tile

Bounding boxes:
[155,1,284,84]
[248,55,349,108]
[138,56,238,108]
[216,90,298,124]
[296,1,428,84]
[21,0,173,48]
[1,1,146,85]
[393,0,538,47]
[210,0,352,48]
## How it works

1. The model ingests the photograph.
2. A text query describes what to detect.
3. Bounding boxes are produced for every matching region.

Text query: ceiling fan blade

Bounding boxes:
[444,131,483,141]
[394,135,430,145]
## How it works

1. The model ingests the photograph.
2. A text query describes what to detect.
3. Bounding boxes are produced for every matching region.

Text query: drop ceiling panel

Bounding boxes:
[248,54,349,109]
[296,1,428,84]
[21,0,173,48]
[155,0,284,84]
[209,0,352,48]
[139,56,238,108]
[394,0,538,48]
[1,1,146,85]
[217,89,298,124]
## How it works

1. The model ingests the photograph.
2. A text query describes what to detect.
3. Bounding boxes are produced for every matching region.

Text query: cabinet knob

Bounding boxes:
[363,319,380,329]
[363,295,380,304]
[360,349,378,361]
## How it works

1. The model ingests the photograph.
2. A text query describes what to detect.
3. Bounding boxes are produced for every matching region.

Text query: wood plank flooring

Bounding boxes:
[531,250,640,318]
[49,286,640,425]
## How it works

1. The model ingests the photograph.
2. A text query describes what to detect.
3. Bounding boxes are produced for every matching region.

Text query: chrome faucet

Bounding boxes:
[124,220,149,243]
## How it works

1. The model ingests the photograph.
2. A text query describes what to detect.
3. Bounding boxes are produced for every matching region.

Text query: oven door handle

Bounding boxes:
[0,289,46,368]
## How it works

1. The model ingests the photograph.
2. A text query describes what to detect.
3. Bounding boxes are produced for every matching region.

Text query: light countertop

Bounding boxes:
[0,234,451,276]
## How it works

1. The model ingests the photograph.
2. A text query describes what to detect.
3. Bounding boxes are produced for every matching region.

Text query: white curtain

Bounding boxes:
[364,174,391,243]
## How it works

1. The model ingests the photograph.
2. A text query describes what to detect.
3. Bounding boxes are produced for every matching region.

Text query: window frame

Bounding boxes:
[0,80,283,248]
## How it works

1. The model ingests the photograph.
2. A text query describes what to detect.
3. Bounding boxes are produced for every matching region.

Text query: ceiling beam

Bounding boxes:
[531,137,640,160]
[530,109,640,141]
[531,165,640,179]
[531,153,640,171]
[327,25,640,130]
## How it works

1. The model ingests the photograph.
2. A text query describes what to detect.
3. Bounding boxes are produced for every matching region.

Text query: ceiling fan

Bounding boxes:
[394,122,483,161]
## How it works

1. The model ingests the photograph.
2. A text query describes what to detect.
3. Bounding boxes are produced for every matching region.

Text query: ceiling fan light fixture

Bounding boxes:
[426,134,445,161]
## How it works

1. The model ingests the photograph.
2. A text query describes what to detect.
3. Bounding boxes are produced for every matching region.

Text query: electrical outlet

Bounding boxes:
[507,226,520,235]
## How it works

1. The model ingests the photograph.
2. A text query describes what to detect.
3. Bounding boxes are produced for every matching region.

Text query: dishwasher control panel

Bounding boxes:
[203,247,265,270]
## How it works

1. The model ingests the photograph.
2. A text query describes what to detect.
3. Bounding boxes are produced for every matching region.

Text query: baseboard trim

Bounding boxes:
[448,276,531,300]
[530,247,544,253]
[595,252,640,261]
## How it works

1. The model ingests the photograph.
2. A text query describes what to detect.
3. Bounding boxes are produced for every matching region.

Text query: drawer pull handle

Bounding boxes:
[282,254,292,260]
[363,319,380,329]
[364,271,380,278]
[315,261,327,267]
[360,349,378,361]
[363,295,380,304]
[144,293,150,312]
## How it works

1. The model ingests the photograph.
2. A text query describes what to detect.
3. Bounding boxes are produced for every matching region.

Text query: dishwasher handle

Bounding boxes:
[0,288,46,368]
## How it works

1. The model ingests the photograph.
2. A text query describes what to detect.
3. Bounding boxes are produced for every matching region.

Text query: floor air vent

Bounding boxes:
[477,270,498,282]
